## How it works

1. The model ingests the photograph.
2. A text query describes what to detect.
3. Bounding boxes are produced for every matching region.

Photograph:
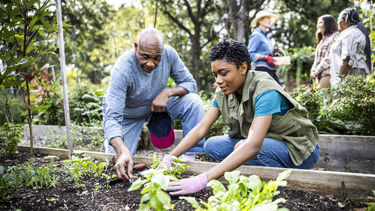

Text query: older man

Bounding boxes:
[102,28,205,180]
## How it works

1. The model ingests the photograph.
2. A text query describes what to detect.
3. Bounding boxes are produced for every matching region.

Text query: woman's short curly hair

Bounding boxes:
[209,40,251,70]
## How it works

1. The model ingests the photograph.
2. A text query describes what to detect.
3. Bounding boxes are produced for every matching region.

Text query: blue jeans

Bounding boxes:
[204,135,320,169]
[103,93,205,155]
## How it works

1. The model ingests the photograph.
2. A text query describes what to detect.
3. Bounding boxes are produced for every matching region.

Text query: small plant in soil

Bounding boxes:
[367,190,375,211]
[62,154,112,186]
[129,155,191,210]
[150,154,189,178]
[181,170,292,211]
[0,158,60,202]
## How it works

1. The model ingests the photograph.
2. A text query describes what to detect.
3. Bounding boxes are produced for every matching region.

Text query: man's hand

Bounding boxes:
[167,173,208,195]
[152,89,170,112]
[111,137,133,180]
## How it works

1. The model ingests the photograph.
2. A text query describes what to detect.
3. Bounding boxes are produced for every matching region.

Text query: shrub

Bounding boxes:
[0,123,23,154]
[291,74,375,135]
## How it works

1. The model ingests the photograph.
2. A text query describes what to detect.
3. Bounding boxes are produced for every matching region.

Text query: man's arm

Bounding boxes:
[151,46,196,112]
[111,137,133,180]
[103,57,134,180]
[151,86,187,112]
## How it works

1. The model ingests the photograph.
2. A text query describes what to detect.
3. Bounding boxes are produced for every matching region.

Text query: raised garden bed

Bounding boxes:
[0,148,369,210]
[23,125,375,174]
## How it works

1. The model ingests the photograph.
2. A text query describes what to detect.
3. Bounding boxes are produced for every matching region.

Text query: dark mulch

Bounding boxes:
[0,152,367,210]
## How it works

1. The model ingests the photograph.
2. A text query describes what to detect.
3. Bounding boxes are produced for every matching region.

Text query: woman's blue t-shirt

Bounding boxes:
[211,89,292,116]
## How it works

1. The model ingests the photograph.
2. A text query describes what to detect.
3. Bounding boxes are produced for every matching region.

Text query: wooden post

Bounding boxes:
[55,0,73,158]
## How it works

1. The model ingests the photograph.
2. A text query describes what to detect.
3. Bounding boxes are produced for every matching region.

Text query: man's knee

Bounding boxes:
[183,93,204,109]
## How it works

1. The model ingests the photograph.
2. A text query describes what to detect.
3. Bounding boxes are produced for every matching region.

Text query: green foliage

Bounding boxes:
[0,122,23,154]
[0,158,60,202]
[150,154,189,178]
[181,170,292,211]
[291,74,375,135]
[128,168,177,211]
[129,154,192,210]
[62,155,111,185]
[36,84,104,126]
[44,125,104,151]
[367,190,375,211]
[61,0,115,84]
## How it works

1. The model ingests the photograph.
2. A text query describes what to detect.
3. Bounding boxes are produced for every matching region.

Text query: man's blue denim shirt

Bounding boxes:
[102,44,197,141]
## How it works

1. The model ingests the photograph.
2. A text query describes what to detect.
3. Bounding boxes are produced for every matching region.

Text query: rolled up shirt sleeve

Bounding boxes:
[248,33,261,62]
[103,60,129,142]
[341,34,353,66]
[168,47,197,93]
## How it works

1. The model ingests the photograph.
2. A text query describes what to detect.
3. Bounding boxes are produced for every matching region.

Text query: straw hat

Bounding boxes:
[251,10,277,28]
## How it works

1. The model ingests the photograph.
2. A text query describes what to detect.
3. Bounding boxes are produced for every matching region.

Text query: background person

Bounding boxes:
[330,7,372,86]
[163,40,320,195]
[247,10,281,85]
[310,15,339,88]
[102,28,205,180]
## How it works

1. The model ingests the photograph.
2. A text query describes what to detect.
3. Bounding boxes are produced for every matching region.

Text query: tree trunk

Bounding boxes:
[227,0,266,43]
[227,0,248,42]
[191,33,202,89]
[26,80,33,155]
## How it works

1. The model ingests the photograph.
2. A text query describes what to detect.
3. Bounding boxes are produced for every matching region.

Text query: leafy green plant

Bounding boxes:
[128,154,193,210]
[62,155,111,186]
[150,154,189,178]
[45,124,104,151]
[291,74,375,135]
[367,190,375,211]
[181,170,292,211]
[128,168,177,211]
[0,0,58,154]
[0,122,23,154]
[0,158,60,202]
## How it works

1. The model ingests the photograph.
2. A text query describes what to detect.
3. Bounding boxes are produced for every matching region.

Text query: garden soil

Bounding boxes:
[0,152,367,211]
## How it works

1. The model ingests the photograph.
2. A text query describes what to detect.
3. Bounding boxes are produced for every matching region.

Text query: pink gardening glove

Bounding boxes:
[167,173,208,195]
[266,56,275,67]
[158,155,173,168]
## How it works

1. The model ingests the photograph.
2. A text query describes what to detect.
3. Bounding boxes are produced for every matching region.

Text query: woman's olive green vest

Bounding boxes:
[215,71,319,166]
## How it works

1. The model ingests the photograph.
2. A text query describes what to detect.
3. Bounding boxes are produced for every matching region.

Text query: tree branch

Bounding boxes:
[162,10,192,37]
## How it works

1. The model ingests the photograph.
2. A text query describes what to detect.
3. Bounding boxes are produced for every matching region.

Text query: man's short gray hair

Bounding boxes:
[137,28,164,45]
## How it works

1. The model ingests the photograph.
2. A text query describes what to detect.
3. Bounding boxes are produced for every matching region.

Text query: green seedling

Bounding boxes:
[181,169,292,211]
[367,190,375,211]
[0,158,60,202]
[150,154,189,178]
[128,168,177,211]
[63,155,110,185]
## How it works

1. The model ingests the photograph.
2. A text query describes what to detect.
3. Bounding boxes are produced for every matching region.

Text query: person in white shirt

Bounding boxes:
[329,7,372,86]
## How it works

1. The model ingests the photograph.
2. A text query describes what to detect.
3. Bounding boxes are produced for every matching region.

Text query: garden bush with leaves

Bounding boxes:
[0,122,23,154]
[291,74,375,135]
[36,84,105,126]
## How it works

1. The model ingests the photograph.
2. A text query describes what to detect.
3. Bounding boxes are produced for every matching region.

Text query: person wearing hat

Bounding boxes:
[102,28,205,181]
[247,10,281,85]
[161,40,319,195]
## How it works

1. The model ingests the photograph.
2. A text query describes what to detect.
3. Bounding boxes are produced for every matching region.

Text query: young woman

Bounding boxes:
[310,15,339,88]
[330,7,372,86]
[164,40,320,195]
[247,10,281,85]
